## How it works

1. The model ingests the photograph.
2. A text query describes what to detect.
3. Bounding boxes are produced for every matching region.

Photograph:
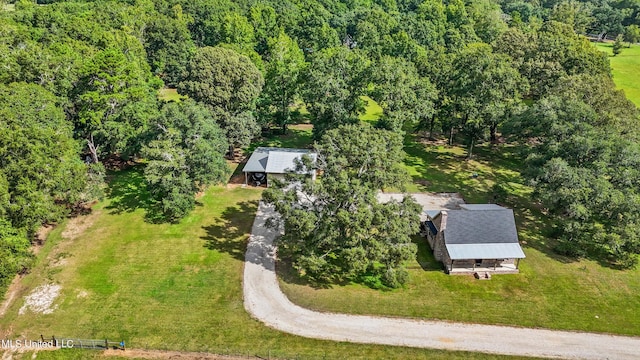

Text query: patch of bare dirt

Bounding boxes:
[34,225,54,246]
[61,210,100,240]
[103,349,266,360]
[18,284,61,315]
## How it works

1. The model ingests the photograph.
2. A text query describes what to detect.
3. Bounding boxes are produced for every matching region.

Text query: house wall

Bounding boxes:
[432,235,447,262]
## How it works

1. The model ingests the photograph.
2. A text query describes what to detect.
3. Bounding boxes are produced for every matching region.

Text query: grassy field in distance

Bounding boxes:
[595,42,640,107]
[157,88,186,102]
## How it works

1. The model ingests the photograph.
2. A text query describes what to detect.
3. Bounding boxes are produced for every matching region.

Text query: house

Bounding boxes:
[242,147,317,187]
[422,204,525,275]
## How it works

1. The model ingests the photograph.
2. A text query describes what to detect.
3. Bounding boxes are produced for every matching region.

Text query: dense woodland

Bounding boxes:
[1,0,639,288]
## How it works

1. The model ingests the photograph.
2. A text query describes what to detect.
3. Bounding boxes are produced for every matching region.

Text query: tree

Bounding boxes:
[613,34,624,56]
[590,0,628,41]
[144,5,195,87]
[0,82,87,233]
[220,12,255,48]
[261,31,306,133]
[624,24,640,47]
[263,124,421,288]
[73,45,160,163]
[449,43,527,156]
[549,0,594,34]
[302,46,369,138]
[142,100,230,221]
[506,92,640,268]
[178,46,264,156]
[0,219,33,288]
[370,56,437,132]
[249,3,279,54]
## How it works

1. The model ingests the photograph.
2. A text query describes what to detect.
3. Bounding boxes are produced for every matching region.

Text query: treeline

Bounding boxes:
[498,0,640,42]
[0,0,639,289]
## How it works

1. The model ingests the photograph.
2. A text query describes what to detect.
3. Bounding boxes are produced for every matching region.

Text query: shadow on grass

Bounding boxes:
[412,236,444,272]
[276,256,352,290]
[105,168,154,214]
[249,124,314,153]
[201,201,259,261]
[105,166,177,224]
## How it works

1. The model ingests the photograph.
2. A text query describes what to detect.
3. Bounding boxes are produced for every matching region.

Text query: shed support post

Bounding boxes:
[245,172,248,186]
[516,258,520,269]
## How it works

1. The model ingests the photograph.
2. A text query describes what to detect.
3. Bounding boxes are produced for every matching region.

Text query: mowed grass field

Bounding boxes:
[595,42,640,106]
[0,167,533,360]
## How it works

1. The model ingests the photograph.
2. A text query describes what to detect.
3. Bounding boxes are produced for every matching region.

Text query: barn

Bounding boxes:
[242,147,317,187]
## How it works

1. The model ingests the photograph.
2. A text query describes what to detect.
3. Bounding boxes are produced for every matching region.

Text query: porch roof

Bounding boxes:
[446,243,526,260]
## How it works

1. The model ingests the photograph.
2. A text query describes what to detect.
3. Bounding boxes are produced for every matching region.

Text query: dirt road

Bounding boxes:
[244,202,640,360]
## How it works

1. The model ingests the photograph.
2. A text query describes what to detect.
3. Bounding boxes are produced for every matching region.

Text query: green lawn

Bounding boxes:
[280,136,640,336]
[157,88,186,102]
[1,167,535,360]
[595,42,640,106]
[360,95,384,124]
[250,124,314,150]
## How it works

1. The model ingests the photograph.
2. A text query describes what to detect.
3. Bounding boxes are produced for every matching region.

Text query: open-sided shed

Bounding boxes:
[242,147,316,187]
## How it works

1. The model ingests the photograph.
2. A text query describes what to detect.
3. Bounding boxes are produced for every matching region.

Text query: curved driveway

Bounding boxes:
[243,202,640,359]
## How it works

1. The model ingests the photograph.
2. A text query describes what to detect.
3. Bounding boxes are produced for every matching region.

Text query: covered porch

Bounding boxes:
[446,258,521,275]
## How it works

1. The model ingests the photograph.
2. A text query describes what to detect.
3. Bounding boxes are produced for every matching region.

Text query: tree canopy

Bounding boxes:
[264,124,421,288]
[142,100,230,221]
[1,0,640,290]
[178,46,264,154]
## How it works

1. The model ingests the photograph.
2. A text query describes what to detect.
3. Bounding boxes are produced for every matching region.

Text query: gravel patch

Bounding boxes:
[18,284,61,315]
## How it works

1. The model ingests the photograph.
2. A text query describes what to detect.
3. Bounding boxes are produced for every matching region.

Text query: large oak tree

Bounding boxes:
[264,124,421,288]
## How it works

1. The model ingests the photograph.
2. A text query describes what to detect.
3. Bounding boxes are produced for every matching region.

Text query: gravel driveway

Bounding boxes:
[244,201,640,359]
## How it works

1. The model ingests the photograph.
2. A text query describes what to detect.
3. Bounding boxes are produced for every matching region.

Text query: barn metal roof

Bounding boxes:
[243,147,316,174]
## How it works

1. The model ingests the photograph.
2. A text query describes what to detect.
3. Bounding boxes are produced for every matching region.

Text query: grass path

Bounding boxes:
[595,42,640,106]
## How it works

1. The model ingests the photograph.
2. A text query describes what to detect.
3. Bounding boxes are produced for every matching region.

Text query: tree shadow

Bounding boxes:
[412,236,444,272]
[105,167,155,215]
[201,201,259,261]
[104,166,193,224]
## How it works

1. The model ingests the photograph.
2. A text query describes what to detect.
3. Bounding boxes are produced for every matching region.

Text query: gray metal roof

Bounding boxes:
[424,210,441,219]
[459,204,507,211]
[446,243,526,260]
[242,147,315,174]
[443,209,520,245]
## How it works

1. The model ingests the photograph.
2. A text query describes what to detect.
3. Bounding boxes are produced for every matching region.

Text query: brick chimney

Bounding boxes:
[440,211,448,232]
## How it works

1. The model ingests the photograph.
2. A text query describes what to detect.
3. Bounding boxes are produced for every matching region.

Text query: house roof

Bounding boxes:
[242,147,316,174]
[459,204,507,211]
[440,209,525,260]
